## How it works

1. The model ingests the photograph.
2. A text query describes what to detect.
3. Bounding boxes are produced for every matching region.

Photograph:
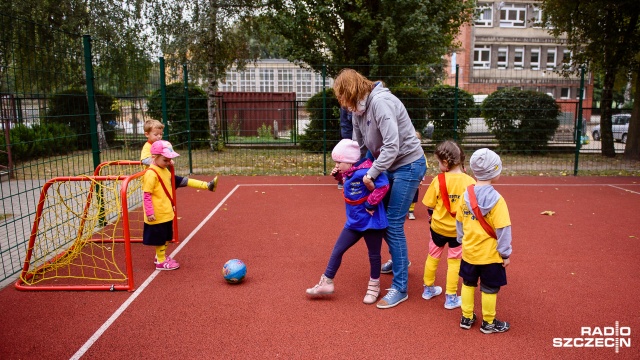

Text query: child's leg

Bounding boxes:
[176,175,219,192]
[480,285,499,324]
[323,228,362,279]
[175,175,188,188]
[461,282,476,319]
[423,239,443,286]
[362,229,385,279]
[445,243,462,295]
[155,243,168,263]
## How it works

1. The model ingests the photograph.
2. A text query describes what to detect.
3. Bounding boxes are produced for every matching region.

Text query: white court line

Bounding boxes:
[70,185,241,360]
[70,180,640,358]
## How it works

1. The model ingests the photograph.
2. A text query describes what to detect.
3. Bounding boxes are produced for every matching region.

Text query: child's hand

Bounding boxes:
[330,165,339,176]
[170,159,175,165]
[366,209,375,216]
[502,258,510,267]
[147,214,156,222]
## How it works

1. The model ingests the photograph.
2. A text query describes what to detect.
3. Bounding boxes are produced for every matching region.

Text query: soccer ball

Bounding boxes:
[222,259,246,284]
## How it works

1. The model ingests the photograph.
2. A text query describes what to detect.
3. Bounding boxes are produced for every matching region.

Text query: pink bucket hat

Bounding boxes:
[150,140,180,159]
[332,139,361,164]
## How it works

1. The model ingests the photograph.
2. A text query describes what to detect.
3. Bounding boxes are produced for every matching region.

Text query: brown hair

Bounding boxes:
[434,140,466,172]
[333,68,374,110]
[144,120,164,133]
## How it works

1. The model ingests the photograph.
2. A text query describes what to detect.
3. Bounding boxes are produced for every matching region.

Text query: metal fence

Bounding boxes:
[1,14,639,285]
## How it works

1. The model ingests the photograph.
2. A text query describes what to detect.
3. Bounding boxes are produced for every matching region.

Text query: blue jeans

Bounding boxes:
[384,156,427,293]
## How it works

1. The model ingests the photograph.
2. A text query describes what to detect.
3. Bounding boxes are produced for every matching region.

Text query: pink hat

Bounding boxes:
[332,139,360,164]
[150,140,180,159]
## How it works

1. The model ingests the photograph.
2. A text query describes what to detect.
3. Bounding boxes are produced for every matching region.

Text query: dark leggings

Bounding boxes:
[324,228,385,280]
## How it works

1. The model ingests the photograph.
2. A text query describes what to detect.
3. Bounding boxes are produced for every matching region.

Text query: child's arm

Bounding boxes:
[141,156,152,166]
[364,176,390,213]
[496,226,512,267]
[143,192,156,222]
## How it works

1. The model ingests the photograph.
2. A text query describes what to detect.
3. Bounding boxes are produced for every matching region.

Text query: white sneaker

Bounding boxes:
[408,211,416,220]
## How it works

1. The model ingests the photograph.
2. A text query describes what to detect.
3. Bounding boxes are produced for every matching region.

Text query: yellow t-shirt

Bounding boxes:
[456,195,511,264]
[142,164,174,224]
[140,141,152,166]
[423,173,476,237]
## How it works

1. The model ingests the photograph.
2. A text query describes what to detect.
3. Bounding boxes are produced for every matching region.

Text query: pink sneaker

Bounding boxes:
[154,255,172,265]
[306,274,334,296]
[363,279,380,304]
[156,258,180,271]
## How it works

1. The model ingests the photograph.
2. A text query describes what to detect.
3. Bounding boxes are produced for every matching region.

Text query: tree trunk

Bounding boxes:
[600,68,617,157]
[207,0,219,151]
[623,68,640,160]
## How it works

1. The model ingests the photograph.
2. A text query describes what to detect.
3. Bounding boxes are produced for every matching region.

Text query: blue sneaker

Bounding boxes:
[380,260,412,274]
[421,285,442,300]
[444,294,462,309]
[376,288,408,309]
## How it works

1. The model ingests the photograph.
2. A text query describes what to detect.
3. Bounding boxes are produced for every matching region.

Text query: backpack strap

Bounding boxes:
[438,173,455,217]
[467,185,497,239]
[146,167,175,206]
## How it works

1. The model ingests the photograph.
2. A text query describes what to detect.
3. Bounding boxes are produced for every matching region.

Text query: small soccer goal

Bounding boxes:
[14,161,178,291]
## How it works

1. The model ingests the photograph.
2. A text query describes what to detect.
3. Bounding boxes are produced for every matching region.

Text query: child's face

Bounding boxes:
[335,161,352,173]
[145,128,163,143]
[153,155,172,169]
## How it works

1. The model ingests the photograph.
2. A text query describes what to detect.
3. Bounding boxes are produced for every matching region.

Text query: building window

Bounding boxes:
[530,47,540,70]
[277,69,294,92]
[259,69,274,92]
[221,72,237,91]
[546,48,557,70]
[514,47,524,69]
[296,70,312,100]
[532,6,543,28]
[497,47,508,69]
[239,69,256,92]
[576,87,586,100]
[475,3,493,27]
[560,88,570,99]
[500,4,526,28]
[473,45,491,69]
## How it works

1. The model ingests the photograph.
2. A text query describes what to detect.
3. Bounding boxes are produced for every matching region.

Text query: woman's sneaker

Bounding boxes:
[363,279,380,304]
[306,274,334,297]
[444,294,462,309]
[380,259,412,274]
[460,313,477,329]
[376,288,408,309]
[421,285,442,300]
[480,319,510,334]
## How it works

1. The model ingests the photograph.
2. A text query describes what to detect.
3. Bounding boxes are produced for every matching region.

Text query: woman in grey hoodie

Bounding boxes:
[333,68,427,309]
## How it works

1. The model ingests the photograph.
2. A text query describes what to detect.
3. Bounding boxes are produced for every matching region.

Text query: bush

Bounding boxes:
[482,88,560,152]
[0,123,76,164]
[299,88,341,152]
[147,83,210,149]
[425,85,475,142]
[46,88,118,149]
[388,87,429,136]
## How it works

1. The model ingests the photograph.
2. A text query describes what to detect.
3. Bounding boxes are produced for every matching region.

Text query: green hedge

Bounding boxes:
[482,88,560,152]
[300,88,341,152]
[0,123,76,163]
[425,85,475,142]
[147,83,210,148]
[389,86,429,136]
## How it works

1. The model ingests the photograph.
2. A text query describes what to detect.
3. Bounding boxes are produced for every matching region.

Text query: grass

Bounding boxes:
[5,145,640,181]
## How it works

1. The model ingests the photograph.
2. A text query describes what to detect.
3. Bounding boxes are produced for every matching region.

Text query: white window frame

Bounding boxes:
[277,69,294,92]
[473,45,491,69]
[221,72,237,92]
[259,69,274,92]
[500,4,527,28]
[239,69,256,92]
[546,47,557,70]
[532,6,543,28]
[560,88,570,99]
[296,70,312,100]
[576,87,586,100]
[514,47,524,69]
[475,3,493,27]
[497,47,509,69]
[530,47,540,70]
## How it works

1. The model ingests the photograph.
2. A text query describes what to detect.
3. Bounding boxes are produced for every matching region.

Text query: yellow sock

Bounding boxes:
[482,292,497,324]
[446,258,461,295]
[187,178,208,190]
[409,202,416,212]
[423,255,440,286]
[461,284,475,319]
[155,244,168,263]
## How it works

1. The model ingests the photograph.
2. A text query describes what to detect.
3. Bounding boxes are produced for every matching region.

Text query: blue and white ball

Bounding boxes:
[222,259,246,284]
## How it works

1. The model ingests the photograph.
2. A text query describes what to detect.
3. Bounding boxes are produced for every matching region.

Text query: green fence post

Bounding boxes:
[454,64,459,141]
[159,57,169,138]
[322,63,327,175]
[573,67,586,176]
[83,35,101,170]
[183,64,193,174]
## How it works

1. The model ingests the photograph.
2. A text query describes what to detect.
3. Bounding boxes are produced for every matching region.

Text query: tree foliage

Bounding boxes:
[299,89,341,152]
[542,0,640,159]
[481,88,560,153]
[425,85,475,142]
[261,0,475,85]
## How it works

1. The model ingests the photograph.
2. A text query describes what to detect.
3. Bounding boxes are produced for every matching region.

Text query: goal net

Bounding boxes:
[15,161,178,291]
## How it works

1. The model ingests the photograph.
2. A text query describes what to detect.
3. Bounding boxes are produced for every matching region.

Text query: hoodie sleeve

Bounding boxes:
[496,226,512,258]
[365,173,390,209]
